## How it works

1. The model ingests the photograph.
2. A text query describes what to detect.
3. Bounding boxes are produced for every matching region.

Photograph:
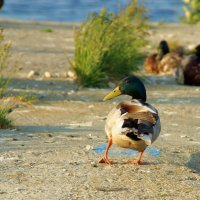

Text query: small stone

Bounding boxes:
[27,70,39,78]
[86,145,92,151]
[87,134,97,139]
[44,71,51,78]
[88,105,94,109]
[172,150,181,153]
[182,176,197,181]
[90,161,98,167]
[87,134,92,139]
[18,167,25,172]
[161,134,171,137]
[27,70,35,78]
[67,70,76,79]
[67,90,75,95]
[37,133,52,137]
[180,135,189,138]
[139,169,151,173]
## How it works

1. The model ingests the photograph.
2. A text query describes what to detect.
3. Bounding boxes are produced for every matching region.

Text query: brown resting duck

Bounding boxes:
[144,40,182,74]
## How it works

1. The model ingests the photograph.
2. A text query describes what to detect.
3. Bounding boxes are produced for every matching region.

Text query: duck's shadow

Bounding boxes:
[186,152,200,174]
[98,161,158,166]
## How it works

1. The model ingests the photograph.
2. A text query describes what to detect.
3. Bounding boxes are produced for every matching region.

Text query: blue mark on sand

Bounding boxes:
[93,144,160,156]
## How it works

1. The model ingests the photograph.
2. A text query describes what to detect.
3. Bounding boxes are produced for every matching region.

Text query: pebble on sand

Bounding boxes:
[27,70,39,78]
[44,71,52,78]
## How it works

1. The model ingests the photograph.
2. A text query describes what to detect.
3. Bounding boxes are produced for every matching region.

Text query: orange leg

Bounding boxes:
[99,138,113,164]
[129,150,145,165]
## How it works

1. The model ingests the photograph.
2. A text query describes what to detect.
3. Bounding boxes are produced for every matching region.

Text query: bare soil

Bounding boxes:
[0,19,200,200]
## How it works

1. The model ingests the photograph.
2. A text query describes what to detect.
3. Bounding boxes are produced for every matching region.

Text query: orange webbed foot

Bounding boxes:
[128,151,145,165]
[99,157,113,164]
[128,160,145,165]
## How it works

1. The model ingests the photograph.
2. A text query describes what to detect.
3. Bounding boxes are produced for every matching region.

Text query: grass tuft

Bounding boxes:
[70,0,149,87]
[0,107,12,129]
[0,29,11,97]
[16,91,38,104]
[41,28,53,33]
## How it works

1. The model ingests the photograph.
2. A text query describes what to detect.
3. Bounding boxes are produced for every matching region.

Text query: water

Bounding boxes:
[0,0,184,23]
[93,144,160,156]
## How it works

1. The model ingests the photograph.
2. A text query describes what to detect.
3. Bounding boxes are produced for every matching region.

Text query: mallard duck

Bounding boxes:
[176,44,200,85]
[99,76,161,165]
[144,40,182,74]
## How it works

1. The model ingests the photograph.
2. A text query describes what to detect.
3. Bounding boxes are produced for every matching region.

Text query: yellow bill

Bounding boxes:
[103,86,122,101]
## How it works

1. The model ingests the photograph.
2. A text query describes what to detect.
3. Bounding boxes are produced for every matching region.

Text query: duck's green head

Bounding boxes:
[103,76,147,102]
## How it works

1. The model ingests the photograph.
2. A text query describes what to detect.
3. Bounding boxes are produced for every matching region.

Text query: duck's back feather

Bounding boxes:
[144,53,159,73]
[105,100,160,150]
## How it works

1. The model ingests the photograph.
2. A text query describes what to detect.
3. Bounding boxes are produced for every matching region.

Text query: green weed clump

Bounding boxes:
[71,0,148,87]
[0,108,12,129]
[17,90,38,104]
[180,0,200,24]
[0,29,11,96]
[41,28,53,33]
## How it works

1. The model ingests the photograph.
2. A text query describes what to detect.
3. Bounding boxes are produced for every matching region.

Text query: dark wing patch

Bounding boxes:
[121,118,140,141]
[120,107,127,115]
[122,118,138,129]
[126,132,141,141]
[138,122,154,135]
[118,101,157,141]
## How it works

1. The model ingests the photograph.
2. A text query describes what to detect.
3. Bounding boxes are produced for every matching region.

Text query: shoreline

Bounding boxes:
[1,17,200,28]
[1,18,200,45]
[0,18,80,30]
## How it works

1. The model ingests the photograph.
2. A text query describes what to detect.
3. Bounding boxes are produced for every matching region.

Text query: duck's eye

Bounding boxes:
[124,80,129,84]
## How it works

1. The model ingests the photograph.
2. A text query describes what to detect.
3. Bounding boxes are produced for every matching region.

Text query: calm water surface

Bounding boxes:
[0,0,184,22]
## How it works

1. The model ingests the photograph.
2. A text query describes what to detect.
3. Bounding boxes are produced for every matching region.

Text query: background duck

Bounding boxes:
[99,76,161,165]
[144,40,182,74]
[0,0,3,9]
[176,44,200,85]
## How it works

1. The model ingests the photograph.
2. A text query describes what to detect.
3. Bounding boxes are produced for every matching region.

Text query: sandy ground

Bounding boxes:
[0,19,200,200]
